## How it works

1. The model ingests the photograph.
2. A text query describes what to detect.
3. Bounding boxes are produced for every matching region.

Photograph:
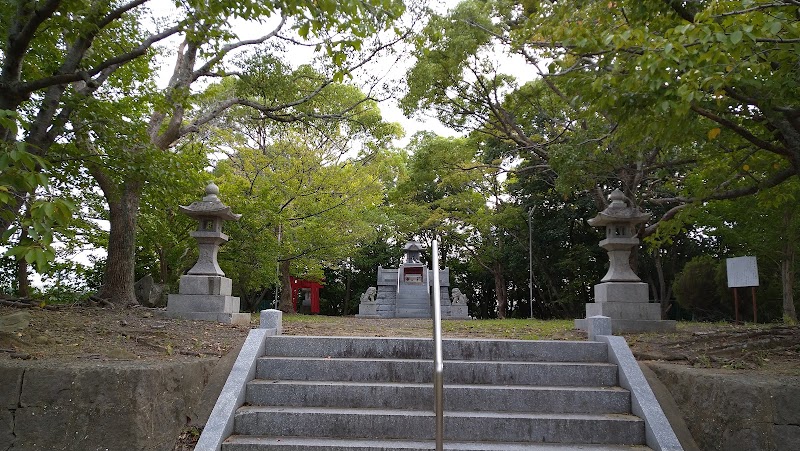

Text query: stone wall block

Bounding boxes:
[649,362,800,451]
[1,357,229,451]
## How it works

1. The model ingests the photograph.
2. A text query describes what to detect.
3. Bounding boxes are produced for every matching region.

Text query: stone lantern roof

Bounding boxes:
[179,182,241,221]
[587,189,649,227]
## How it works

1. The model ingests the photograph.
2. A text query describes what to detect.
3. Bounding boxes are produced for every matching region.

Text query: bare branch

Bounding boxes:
[18,25,181,93]
[690,104,789,156]
[191,16,287,83]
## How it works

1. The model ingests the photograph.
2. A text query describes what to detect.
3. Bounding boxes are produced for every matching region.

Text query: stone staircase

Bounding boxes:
[395,285,432,317]
[220,336,651,450]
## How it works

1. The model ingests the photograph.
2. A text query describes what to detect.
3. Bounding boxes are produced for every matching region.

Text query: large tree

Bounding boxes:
[509,0,799,221]
[1,0,407,304]
[390,133,523,317]
[210,58,402,312]
[401,0,798,319]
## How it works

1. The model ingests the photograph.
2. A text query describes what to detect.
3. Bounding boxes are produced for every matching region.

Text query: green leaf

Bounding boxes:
[729,30,742,45]
[298,22,310,38]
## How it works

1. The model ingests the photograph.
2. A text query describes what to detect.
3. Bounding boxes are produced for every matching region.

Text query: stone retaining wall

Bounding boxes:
[0,351,237,451]
[649,362,800,451]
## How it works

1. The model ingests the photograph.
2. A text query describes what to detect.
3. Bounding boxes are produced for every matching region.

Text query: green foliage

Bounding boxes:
[0,112,75,272]
[672,255,728,320]
[533,0,799,193]
[135,141,210,287]
[206,61,402,310]
[1,0,409,297]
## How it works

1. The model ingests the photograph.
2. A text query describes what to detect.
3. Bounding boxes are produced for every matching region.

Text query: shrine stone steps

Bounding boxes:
[255,357,618,386]
[246,379,630,413]
[222,336,650,450]
[259,336,608,361]
[395,286,433,317]
[224,436,651,451]
[232,407,645,444]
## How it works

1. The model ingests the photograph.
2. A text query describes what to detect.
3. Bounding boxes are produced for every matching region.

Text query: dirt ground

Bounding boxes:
[0,305,251,362]
[2,304,797,374]
[0,304,797,450]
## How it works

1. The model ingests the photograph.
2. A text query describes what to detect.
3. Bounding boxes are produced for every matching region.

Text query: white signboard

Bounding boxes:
[726,256,759,288]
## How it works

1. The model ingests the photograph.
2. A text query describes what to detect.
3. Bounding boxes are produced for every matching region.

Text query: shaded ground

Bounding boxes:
[0,305,797,450]
[626,322,800,375]
[0,305,250,362]
[2,305,797,373]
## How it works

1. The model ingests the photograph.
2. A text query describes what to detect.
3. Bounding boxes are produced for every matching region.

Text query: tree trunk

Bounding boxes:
[782,209,797,324]
[278,260,293,313]
[653,250,671,318]
[343,262,352,316]
[158,245,168,284]
[492,262,508,319]
[16,259,29,298]
[14,214,30,298]
[781,257,796,324]
[96,180,143,305]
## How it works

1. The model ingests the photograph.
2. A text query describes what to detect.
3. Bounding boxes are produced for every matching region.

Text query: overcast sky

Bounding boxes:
[148,0,533,146]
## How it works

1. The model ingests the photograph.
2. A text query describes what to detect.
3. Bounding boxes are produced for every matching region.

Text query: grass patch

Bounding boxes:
[442,318,578,340]
[281,313,340,323]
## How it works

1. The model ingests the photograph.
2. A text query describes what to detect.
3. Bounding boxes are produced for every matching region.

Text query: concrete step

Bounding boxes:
[395,309,431,317]
[223,436,652,450]
[255,357,618,386]
[233,406,646,444]
[261,336,608,362]
[395,299,431,305]
[246,379,630,413]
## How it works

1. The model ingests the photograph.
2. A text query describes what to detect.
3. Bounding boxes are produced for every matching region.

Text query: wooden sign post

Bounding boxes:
[725,256,759,325]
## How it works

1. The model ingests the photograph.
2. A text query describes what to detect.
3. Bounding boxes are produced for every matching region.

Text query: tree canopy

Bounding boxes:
[0,0,796,323]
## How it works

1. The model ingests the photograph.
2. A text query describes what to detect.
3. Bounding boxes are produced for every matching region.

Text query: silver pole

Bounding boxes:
[431,239,444,450]
[528,207,534,319]
[275,224,282,310]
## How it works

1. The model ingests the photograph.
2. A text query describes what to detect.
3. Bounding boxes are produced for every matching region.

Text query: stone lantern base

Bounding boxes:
[166,275,250,326]
[575,281,676,334]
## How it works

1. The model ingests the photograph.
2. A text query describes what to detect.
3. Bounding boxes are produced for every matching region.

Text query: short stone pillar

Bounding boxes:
[166,183,250,325]
[575,189,675,333]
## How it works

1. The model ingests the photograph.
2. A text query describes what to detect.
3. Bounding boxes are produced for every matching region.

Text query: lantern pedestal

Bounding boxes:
[595,281,649,303]
[167,275,250,326]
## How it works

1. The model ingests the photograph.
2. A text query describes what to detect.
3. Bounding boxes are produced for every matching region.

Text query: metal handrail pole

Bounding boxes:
[431,239,444,451]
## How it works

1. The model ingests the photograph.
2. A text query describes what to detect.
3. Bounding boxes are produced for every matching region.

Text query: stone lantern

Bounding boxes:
[181,182,241,276]
[166,183,250,325]
[588,189,650,283]
[575,189,675,333]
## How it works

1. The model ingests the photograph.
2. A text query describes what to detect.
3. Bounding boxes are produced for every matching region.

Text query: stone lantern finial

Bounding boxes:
[204,182,220,199]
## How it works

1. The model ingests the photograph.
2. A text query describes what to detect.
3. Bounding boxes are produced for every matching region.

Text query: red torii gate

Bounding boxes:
[290,277,323,314]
